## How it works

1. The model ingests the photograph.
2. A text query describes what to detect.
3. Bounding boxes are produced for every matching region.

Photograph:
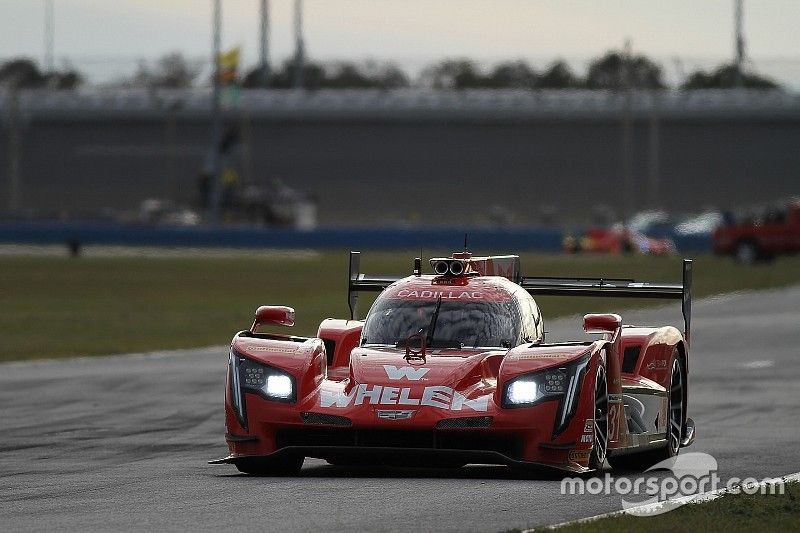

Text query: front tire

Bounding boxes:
[235,455,304,476]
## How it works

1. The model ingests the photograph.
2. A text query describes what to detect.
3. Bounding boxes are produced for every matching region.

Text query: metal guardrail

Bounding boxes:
[2,88,799,120]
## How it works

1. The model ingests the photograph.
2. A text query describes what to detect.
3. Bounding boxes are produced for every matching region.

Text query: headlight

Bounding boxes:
[507,379,538,404]
[502,354,591,438]
[503,368,567,407]
[229,350,296,430]
[237,353,296,402]
[266,374,293,399]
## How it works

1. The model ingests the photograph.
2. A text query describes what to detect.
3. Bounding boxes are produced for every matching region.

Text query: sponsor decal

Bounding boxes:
[251,346,297,353]
[583,419,594,433]
[581,434,594,443]
[383,365,430,381]
[320,384,490,412]
[376,410,416,420]
[659,397,669,432]
[608,401,623,443]
[568,449,592,462]
[511,353,568,360]
[431,277,468,286]
[647,359,668,370]
[396,289,484,300]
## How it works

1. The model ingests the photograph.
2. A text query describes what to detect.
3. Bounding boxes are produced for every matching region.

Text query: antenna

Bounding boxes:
[464,233,469,252]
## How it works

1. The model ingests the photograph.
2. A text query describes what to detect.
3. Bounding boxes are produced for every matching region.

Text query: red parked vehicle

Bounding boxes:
[211,251,695,475]
[713,200,800,263]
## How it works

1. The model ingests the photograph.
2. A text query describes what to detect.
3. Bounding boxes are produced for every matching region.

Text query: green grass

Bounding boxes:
[546,481,800,532]
[2,250,800,361]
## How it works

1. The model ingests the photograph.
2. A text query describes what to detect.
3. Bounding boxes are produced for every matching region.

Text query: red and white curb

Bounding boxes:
[527,470,800,531]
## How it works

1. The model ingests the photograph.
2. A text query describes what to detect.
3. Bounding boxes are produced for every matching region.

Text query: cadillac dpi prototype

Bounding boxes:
[211,252,696,475]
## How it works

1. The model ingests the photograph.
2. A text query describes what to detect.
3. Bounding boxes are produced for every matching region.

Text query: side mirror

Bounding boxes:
[583,313,622,335]
[251,305,295,331]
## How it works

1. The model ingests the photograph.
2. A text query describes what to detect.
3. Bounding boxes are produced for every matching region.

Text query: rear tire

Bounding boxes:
[735,241,758,264]
[235,455,304,476]
[608,351,685,471]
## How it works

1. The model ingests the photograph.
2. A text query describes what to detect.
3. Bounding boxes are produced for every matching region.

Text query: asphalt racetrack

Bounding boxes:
[2,286,799,532]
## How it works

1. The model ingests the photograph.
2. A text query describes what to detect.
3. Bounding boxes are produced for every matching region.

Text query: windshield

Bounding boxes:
[361,297,521,349]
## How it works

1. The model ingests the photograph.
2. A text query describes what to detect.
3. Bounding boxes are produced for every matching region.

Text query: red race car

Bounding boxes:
[564,224,677,256]
[211,251,695,475]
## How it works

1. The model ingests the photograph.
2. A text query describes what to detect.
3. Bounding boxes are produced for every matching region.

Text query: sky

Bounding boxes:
[1,0,799,87]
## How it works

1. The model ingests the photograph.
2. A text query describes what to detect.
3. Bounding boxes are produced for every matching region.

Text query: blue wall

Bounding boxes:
[0,221,711,253]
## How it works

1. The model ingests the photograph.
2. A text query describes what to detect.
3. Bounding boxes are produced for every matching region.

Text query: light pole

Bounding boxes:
[44,0,54,72]
[259,0,270,87]
[621,39,635,221]
[209,0,223,223]
[293,0,305,89]
[7,90,22,214]
[733,0,745,88]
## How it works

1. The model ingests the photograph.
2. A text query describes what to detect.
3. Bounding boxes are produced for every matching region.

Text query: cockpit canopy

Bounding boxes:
[361,296,522,349]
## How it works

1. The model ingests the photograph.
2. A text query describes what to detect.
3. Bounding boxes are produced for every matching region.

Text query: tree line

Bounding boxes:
[0,50,779,90]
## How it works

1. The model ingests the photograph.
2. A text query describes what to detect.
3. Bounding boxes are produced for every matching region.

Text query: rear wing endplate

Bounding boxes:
[348,251,411,320]
[521,259,692,344]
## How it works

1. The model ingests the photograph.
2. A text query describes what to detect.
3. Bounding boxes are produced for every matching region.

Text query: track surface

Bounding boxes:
[2,286,799,532]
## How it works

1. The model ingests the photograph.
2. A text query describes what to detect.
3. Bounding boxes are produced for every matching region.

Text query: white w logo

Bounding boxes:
[383,365,430,381]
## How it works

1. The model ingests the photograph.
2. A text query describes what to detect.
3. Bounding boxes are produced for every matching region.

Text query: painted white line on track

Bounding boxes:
[527,470,800,531]
[736,359,775,369]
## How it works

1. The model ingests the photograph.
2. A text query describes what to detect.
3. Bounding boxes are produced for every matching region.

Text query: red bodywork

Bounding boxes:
[213,253,693,473]
[713,201,800,260]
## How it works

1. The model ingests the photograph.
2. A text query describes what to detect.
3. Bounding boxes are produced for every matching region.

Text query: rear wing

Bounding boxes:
[347,251,416,320]
[347,251,692,344]
[521,259,693,344]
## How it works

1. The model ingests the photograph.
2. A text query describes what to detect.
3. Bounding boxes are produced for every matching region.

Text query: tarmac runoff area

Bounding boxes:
[1,285,799,532]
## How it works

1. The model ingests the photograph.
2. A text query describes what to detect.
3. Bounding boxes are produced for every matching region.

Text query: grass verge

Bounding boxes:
[2,250,799,361]
[545,481,800,532]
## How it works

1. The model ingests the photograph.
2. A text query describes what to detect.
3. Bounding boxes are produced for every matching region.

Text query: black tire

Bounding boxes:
[735,241,758,264]
[608,351,685,471]
[235,455,304,476]
[589,363,609,470]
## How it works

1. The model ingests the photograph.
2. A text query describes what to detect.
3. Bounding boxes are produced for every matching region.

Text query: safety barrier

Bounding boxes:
[0,221,711,253]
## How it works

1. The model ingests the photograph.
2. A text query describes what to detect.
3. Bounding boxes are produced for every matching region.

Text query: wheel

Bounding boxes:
[589,363,609,470]
[608,351,685,471]
[735,241,758,264]
[235,455,304,476]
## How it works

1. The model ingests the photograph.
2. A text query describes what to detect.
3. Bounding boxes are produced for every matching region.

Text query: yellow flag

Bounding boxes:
[218,47,240,71]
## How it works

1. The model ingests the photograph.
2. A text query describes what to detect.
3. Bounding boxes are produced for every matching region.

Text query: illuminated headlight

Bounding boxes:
[504,369,566,407]
[266,374,293,399]
[229,350,297,430]
[507,379,539,404]
[503,357,589,414]
[237,355,295,401]
[502,355,590,440]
